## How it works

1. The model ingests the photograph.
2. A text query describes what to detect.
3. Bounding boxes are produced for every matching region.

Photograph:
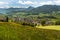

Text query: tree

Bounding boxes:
[41,20,46,26]
[6,17,9,22]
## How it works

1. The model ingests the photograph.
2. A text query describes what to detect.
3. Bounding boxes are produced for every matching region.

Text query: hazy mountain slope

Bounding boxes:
[30,5,60,13]
[0,6,34,14]
[0,5,60,14]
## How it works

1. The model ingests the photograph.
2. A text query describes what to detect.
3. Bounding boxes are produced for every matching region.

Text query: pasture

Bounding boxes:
[0,22,60,40]
[36,25,60,30]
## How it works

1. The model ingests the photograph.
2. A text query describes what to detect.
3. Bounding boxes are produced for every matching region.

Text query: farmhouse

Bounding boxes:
[0,16,11,22]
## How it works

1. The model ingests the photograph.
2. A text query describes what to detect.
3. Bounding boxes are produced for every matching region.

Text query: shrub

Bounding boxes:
[22,23,35,27]
[55,21,60,25]
[41,20,46,26]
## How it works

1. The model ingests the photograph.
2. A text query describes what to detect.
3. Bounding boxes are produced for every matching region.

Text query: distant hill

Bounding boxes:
[1,5,60,17]
[0,8,7,13]
[0,5,60,14]
[0,8,27,14]
[0,6,34,14]
[25,6,34,12]
[29,5,60,14]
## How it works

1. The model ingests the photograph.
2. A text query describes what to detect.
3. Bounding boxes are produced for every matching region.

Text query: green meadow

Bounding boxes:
[0,22,60,40]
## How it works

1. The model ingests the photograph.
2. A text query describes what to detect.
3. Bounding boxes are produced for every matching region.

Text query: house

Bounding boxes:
[0,17,8,22]
[0,17,5,22]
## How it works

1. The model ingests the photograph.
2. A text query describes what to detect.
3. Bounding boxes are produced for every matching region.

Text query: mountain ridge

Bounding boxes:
[0,5,60,14]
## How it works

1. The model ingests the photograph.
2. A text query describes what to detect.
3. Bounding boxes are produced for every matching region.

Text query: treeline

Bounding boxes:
[12,17,60,27]
[0,16,60,27]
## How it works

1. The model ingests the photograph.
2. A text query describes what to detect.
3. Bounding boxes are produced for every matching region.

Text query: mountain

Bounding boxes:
[29,5,60,14]
[0,8,7,14]
[25,6,34,12]
[0,8,26,14]
[0,6,34,14]
[0,5,60,15]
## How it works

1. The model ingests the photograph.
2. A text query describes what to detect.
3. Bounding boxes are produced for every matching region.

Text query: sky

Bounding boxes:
[0,0,60,8]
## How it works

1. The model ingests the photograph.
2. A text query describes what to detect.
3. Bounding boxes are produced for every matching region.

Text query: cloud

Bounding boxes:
[54,0,60,5]
[23,1,34,4]
[40,0,60,5]
[18,0,60,7]
[0,6,10,8]
[0,1,8,5]
[0,0,60,8]
[17,0,56,7]
[39,1,54,6]
[0,6,5,8]
[17,0,41,7]
[18,0,34,4]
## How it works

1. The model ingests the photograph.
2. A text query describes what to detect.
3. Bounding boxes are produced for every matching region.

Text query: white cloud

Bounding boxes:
[40,0,60,5]
[18,0,56,7]
[23,1,34,4]
[54,0,60,5]
[1,0,60,8]
[0,6,5,8]
[18,1,34,4]
[0,1,9,8]
[18,0,41,7]
[39,1,54,6]
[0,1,8,5]
[0,6,10,8]
[18,0,60,7]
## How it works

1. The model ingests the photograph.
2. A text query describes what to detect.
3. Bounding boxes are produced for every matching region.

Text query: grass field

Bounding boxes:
[0,22,60,40]
[36,25,60,30]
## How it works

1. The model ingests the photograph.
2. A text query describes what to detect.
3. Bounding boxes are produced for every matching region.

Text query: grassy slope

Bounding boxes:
[0,22,60,40]
[37,25,60,30]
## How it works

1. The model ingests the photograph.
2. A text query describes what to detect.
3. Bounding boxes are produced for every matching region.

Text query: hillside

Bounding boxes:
[0,5,60,19]
[30,5,60,14]
[0,22,60,40]
[1,5,60,14]
[5,5,60,18]
[0,6,34,14]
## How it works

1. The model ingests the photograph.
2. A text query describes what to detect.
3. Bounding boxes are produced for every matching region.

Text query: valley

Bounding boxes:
[0,5,60,40]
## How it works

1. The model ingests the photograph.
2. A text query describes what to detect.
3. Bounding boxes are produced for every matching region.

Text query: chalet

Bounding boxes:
[0,16,12,22]
[0,18,5,22]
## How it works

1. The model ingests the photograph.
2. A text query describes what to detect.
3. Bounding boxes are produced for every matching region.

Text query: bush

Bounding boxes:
[22,23,35,27]
[41,20,46,26]
[55,21,60,25]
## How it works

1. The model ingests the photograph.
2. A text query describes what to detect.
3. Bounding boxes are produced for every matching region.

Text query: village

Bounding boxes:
[0,16,54,27]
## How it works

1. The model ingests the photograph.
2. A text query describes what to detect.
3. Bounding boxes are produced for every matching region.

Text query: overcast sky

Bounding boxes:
[0,0,60,8]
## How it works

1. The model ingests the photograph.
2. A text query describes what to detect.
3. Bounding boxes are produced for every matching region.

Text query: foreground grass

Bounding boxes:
[0,22,60,40]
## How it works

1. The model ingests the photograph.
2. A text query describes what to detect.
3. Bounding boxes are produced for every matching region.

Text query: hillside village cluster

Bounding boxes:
[0,16,53,26]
